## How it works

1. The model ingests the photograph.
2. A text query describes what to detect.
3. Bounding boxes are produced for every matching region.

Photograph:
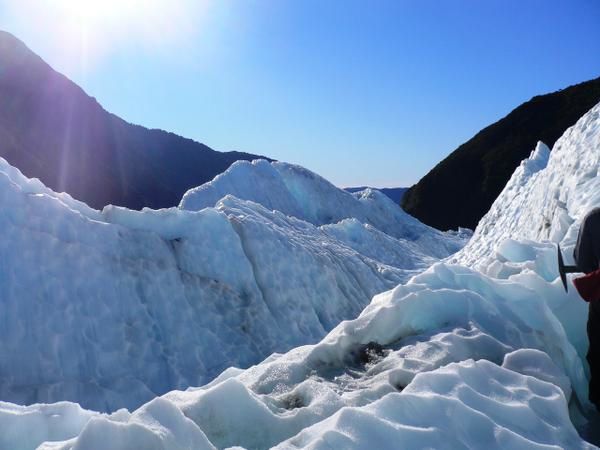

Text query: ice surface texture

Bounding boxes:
[2,263,594,449]
[280,357,588,450]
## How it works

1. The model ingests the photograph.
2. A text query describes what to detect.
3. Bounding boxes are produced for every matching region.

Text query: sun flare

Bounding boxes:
[51,0,149,28]
[17,0,208,69]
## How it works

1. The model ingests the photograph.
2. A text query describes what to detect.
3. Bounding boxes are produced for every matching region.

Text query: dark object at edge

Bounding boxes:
[558,243,579,292]
[573,269,600,302]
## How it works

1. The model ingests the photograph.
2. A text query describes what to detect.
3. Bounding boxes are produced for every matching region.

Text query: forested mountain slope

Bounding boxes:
[402,76,600,230]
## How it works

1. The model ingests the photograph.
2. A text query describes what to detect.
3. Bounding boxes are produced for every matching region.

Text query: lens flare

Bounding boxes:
[52,0,142,22]
[4,0,208,71]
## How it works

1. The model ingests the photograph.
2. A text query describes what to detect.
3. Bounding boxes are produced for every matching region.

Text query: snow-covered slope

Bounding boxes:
[0,155,466,414]
[5,102,598,450]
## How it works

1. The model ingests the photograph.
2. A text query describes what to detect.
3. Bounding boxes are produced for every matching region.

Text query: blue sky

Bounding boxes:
[1,0,600,188]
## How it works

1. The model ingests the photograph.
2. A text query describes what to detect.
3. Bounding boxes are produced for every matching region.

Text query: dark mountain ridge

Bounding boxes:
[402,77,600,231]
[0,30,268,210]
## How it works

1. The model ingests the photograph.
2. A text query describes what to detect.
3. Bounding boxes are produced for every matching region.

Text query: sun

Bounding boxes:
[51,0,146,28]
[6,0,209,70]
[41,0,201,62]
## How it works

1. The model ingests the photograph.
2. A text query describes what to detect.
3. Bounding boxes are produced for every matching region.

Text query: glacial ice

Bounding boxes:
[0,154,465,414]
[279,356,589,450]
[1,101,599,449]
[3,259,595,449]
[180,159,468,258]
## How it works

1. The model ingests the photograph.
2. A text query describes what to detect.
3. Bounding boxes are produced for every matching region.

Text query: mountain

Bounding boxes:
[344,186,408,204]
[4,101,598,450]
[0,30,267,210]
[402,76,600,231]
[0,156,467,413]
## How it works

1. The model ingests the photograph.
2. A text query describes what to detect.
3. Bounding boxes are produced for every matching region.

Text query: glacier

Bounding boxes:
[1,101,599,449]
[180,158,468,258]
[0,155,466,415]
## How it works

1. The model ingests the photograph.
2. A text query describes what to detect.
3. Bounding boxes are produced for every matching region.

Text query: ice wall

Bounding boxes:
[0,155,466,413]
